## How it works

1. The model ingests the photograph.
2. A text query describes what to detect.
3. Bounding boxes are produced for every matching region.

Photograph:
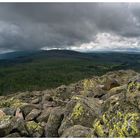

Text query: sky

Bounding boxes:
[0,3,140,53]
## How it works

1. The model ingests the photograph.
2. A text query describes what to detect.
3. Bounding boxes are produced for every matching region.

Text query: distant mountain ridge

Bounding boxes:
[0,50,38,60]
[1,49,140,61]
[0,50,83,60]
[0,50,94,66]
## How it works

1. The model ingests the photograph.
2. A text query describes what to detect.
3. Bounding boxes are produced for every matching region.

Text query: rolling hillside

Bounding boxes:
[0,50,140,95]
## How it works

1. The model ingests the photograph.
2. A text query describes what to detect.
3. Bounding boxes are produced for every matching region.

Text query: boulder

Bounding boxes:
[102,78,120,90]
[20,104,39,117]
[12,117,28,136]
[6,132,21,137]
[0,110,6,117]
[82,79,106,98]
[55,85,67,97]
[58,95,102,136]
[42,101,56,109]
[15,108,24,119]
[54,85,75,101]
[0,115,28,137]
[45,107,64,137]
[25,109,41,121]
[42,94,53,102]
[101,85,127,100]
[2,107,15,116]
[36,107,53,123]
[61,125,95,138]
[102,93,126,113]
[0,115,14,137]
[26,121,44,137]
[91,87,106,98]
[52,97,68,106]
[31,97,42,104]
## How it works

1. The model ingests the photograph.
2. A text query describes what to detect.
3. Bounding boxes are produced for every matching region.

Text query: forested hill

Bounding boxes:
[0,50,140,95]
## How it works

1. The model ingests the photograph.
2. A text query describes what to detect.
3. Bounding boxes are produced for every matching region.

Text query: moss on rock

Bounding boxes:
[26,121,43,137]
[0,97,26,109]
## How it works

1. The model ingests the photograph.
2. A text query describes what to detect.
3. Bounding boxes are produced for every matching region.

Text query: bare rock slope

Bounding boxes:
[0,70,139,138]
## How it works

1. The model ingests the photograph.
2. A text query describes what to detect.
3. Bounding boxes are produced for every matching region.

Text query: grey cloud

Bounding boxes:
[0,3,140,51]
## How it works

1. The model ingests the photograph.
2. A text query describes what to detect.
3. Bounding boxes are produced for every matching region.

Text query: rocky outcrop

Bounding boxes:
[58,95,102,135]
[0,70,139,137]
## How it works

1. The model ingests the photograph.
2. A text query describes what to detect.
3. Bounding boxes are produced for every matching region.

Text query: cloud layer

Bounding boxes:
[0,3,140,52]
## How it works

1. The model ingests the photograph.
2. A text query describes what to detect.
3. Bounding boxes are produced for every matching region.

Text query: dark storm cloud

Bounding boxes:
[0,3,140,51]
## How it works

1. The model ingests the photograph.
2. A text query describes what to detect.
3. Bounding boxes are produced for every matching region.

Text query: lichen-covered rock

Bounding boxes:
[82,79,106,98]
[93,75,140,137]
[26,121,44,137]
[99,70,138,85]
[58,95,102,136]
[0,114,28,137]
[126,76,140,110]
[53,83,82,101]
[55,85,68,100]
[127,76,140,94]
[0,97,26,109]
[93,111,140,137]
[25,109,41,121]
[102,93,125,113]
[45,107,64,137]
[82,79,96,97]
[0,115,14,137]
[61,125,95,138]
